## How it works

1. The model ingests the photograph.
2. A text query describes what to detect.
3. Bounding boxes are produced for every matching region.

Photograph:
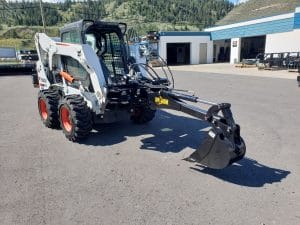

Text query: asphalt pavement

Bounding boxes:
[0,71,299,225]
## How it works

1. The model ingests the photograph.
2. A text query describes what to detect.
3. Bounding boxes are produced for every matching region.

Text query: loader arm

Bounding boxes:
[35,33,108,114]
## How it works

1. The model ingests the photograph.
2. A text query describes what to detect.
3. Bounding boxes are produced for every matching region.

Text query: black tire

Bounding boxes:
[131,106,156,124]
[59,95,92,141]
[38,90,60,128]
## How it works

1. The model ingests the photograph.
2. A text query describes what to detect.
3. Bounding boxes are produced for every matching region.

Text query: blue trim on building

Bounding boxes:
[294,13,300,29]
[159,31,211,37]
[160,7,299,41]
[211,18,294,40]
[206,11,295,30]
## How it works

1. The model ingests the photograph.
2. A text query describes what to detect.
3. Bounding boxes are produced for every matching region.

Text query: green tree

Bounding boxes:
[1,0,234,33]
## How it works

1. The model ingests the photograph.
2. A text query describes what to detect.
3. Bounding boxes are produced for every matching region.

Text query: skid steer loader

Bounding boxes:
[32,20,246,169]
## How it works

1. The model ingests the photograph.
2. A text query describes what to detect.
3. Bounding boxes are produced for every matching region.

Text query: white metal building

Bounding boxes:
[205,6,300,64]
[158,32,213,65]
[158,2,300,65]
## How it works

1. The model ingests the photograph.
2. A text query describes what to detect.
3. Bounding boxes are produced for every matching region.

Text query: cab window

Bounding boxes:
[61,32,71,43]
[62,31,81,44]
[85,34,98,52]
[61,56,89,81]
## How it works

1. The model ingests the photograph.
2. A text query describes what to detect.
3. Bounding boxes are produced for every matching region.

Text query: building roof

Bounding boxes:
[159,31,211,37]
[217,0,300,26]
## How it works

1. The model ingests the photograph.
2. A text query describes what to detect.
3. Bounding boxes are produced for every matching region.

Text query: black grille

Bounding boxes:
[102,32,126,83]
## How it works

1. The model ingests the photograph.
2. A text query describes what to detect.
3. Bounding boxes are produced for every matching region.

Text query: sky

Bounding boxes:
[230,0,249,4]
[6,0,63,2]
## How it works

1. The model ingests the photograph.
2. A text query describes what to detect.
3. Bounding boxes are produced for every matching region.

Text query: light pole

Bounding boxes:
[39,0,46,33]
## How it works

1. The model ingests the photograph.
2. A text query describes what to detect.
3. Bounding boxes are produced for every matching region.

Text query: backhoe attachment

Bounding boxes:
[154,90,246,169]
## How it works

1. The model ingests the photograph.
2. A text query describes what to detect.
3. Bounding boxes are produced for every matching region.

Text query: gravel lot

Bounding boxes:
[0,71,299,225]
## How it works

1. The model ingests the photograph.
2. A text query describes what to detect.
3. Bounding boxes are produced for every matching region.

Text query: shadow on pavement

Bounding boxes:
[82,110,209,153]
[81,110,290,186]
[191,158,290,187]
[0,67,34,76]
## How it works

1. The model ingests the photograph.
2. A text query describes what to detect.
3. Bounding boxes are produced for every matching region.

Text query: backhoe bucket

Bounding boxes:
[188,129,246,169]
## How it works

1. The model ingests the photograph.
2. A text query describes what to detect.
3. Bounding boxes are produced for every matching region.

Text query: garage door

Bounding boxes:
[166,43,190,65]
[241,35,266,60]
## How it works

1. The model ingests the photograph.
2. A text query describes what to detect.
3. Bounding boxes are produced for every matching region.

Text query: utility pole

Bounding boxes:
[39,0,46,33]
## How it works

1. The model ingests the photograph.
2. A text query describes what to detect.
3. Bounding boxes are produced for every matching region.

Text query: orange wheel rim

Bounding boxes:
[39,98,48,120]
[60,106,72,132]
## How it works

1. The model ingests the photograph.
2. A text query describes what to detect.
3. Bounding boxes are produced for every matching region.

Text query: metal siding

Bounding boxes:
[294,13,300,29]
[211,18,294,40]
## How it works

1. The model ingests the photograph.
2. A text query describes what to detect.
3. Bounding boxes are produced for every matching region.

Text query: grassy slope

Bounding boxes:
[217,0,299,25]
[0,26,59,50]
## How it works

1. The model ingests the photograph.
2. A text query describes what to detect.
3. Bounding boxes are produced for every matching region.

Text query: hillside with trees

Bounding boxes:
[0,0,234,49]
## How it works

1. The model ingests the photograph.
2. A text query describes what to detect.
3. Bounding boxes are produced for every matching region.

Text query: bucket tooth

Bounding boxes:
[187,129,246,169]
